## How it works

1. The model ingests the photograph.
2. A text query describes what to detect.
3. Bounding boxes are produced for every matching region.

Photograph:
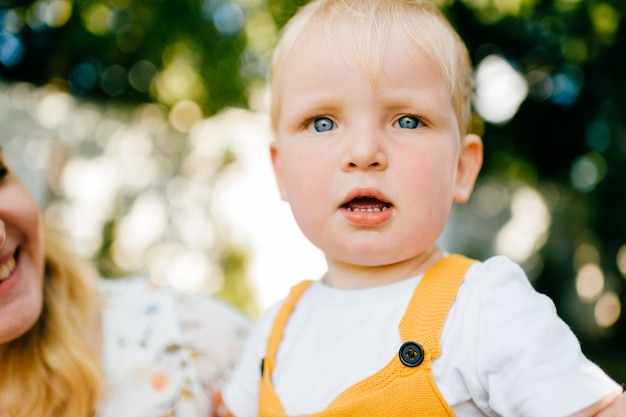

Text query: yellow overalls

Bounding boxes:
[259,254,476,416]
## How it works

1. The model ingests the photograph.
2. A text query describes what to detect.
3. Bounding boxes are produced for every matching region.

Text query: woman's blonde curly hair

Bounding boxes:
[0,221,102,417]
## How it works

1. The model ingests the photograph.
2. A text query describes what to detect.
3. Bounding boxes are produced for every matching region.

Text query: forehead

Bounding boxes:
[273,2,456,85]
[280,23,438,84]
[274,25,455,134]
[275,19,454,109]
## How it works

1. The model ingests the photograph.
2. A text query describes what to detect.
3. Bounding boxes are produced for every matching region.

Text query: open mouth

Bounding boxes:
[0,249,18,282]
[341,197,392,213]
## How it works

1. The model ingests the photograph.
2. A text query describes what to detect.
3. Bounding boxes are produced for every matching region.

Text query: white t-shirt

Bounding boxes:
[223,256,621,417]
[98,277,250,417]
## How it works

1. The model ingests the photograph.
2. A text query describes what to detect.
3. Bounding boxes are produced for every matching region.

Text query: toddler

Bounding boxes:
[218,0,625,415]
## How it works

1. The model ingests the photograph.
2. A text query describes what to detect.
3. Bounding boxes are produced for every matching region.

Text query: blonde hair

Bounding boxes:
[0,221,102,417]
[270,0,473,135]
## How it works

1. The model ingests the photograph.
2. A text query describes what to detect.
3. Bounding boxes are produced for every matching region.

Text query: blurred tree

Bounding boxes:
[0,0,266,116]
[1,0,624,380]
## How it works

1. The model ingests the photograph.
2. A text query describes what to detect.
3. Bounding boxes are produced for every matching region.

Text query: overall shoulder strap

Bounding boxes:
[399,254,477,359]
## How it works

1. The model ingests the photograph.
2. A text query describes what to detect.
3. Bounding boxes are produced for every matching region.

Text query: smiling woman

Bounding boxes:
[0,147,98,416]
[0,147,250,417]
[0,149,45,345]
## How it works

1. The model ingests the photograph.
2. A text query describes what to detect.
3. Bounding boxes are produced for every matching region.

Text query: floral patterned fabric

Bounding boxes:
[97,277,250,417]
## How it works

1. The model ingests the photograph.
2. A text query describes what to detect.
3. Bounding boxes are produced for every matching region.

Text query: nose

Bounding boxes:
[341,127,388,172]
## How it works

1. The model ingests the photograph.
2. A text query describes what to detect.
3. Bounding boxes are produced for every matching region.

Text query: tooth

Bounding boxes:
[0,257,16,281]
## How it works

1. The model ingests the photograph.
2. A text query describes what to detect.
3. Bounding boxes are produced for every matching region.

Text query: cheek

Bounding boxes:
[402,144,458,189]
[280,156,332,229]
[281,147,329,194]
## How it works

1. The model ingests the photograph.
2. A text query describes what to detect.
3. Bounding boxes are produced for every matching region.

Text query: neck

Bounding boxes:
[323,246,444,289]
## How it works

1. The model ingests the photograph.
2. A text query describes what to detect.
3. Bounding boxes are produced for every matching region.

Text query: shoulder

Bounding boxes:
[460,255,545,309]
[455,255,559,346]
[465,254,531,285]
[445,255,620,416]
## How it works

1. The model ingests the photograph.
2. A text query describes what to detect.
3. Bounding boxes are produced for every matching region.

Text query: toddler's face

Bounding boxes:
[271,23,481,285]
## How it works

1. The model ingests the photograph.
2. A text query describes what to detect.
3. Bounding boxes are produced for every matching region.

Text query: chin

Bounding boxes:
[0,290,44,345]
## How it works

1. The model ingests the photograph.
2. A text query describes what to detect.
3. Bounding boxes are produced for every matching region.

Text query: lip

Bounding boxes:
[340,188,393,226]
[340,188,392,207]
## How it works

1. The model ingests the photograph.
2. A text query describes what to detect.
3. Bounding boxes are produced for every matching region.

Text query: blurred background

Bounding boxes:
[1,0,624,382]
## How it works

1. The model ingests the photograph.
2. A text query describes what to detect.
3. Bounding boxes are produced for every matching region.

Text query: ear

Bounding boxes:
[453,133,483,203]
[270,141,289,201]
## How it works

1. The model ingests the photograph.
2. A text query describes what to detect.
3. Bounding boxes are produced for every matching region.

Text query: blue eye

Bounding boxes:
[312,117,335,132]
[397,116,419,129]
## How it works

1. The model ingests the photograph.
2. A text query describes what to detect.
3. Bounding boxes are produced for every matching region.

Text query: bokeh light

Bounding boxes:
[153,44,206,106]
[0,30,25,67]
[101,65,128,97]
[574,243,600,270]
[39,0,72,28]
[590,3,620,39]
[82,3,112,36]
[114,191,167,270]
[128,60,158,93]
[576,263,605,302]
[209,1,245,35]
[570,153,606,193]
[473,54,528,125]
[494,186,550,263]
[35,88,74,128]
[550,65,583,106]
[169,100,203,133]
[69,62,99,94]
[595,292,621,328]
